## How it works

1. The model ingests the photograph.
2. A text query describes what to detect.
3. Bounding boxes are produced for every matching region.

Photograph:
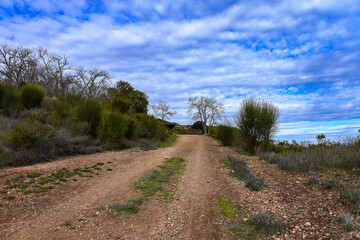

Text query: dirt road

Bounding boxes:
[0,135,357,239]
[1,135,237,239]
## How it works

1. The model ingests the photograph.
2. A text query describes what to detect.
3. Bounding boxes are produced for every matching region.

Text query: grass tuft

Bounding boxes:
[26,172,43,178]
[218,197,242,218]
[2,195,15,200]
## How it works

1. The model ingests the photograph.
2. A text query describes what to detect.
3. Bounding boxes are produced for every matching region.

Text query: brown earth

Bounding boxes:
[0,135,359,239]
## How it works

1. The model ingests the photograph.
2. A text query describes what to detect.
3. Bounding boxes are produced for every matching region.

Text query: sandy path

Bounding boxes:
[1,135,234,240]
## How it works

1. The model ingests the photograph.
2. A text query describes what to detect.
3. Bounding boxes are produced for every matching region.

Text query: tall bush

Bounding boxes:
[99,111,128,148]
[112,96,130,114]
[234,96,279,154]
[76,100,102,137]
[217,125,237,146]
[0,82,19,114]
[136,113,169,140]
[19,83,46,109]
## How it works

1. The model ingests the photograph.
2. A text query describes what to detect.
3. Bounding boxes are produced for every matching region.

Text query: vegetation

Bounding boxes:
[218,196,287,239]
[234,96,279,154]
[187,96,224,135]
[0,45,174,168]
[151,100,176,121]
[220,155,265,191]
[258,136,360,172]
[108,157,185,215]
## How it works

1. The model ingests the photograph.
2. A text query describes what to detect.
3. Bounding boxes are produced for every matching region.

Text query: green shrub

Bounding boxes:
[0,82,19,114]
[4,119,55,150]
[216,125,238,146]
[136,113,169,140]
[76,100,102,137]
[111,96,130,114]
[19,84,46,109]
[99,111,128,148]
[0,142,14,167]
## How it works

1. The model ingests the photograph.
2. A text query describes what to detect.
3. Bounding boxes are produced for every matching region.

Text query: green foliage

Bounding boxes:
[192,120,203,130]
[2,195,15,200]
[27,172,43,178]
[76,100,102,137]
[235,97,279,154]
[99,111,128,148]
[218,197,242,218]
[107,80,149,113]
[111,96,130,114]
[0,82,18,114]
[216,125,238,146]
[136,113,169,140]
[4,119,55,150]
[19,84,46,109]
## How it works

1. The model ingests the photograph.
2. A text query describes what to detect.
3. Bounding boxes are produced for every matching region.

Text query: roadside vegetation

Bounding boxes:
[218,197,287,239]
[108,156,185,215]
[0,44,175,168]
[220,155,265,191]
[0,161,113,200]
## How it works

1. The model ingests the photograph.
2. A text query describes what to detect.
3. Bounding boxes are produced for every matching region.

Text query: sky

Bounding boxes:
[0,0,360,141]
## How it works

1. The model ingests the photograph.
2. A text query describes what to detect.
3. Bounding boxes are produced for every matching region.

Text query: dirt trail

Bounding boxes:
[1,135,235,240]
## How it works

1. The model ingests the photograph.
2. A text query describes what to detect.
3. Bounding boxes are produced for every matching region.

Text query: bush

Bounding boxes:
[322,179,338,190]
[0,82,19,115]
[76,100,102,137]
[4,119,55,150]
[19,84,45,109]
[342,188,360,208]
[0,142,14,167]
[99,111,129,148]
[216,125,237,146]
[136,113,169,140]
[249,212,287,236]
[246,176,265,191]
[112,96,130,114]
[222,155,265,191]
[307,176,319,186]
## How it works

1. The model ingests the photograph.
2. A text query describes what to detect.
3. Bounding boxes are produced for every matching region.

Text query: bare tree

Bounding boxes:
[76,67,111,99]
[187,96,224,135]
[151,100,176,121]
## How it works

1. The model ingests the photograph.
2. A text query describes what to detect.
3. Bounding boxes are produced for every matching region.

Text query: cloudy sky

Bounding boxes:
[1,0,359,141]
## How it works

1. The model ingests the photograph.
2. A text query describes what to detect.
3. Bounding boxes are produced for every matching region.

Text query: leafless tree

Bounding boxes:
[187,96,224,135]
[76,67,111,99]
[151,100,176,121]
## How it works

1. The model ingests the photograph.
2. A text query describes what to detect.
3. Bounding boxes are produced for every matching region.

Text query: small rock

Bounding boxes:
[356,234,360,239]
[304,222,311,227]
[243,218,248,222]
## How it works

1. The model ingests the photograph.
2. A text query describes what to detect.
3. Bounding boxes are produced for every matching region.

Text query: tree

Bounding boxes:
[151,100,176,121]
[187,96,224,135]
[76,67,111,100]
[258,100,280,152]
[107,80,148,113]
[234,96,279,154]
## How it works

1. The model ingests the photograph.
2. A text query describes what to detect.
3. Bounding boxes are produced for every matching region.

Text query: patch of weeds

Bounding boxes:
[221,155,265,191]
[337,211,355,232]
[110,157,185,215]
[322,179,338,190]
[93,167,101,171]
[107,168,112,171]
[246,176,265,191]
[107,161,112,164]
[342,188,360,208]
[248,212,287,236]
[218,197,242,218]
[62,221,72,227]
[72,179,78,182]
[77,218,84,222]
[79,169,93,173]
[52,182,61,185]
[38,177,54,185]
[5,179,11,185]
[73,168,81,172]
[134,157,185,197]
[26,172,42,178]
[96,162,104,166]
[307,176,319,187]
[108,198,144,215]
[2,195,15,200]
[0,190,7,194]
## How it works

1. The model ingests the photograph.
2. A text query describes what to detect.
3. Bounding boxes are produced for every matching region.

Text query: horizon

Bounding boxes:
[1,0,359,142]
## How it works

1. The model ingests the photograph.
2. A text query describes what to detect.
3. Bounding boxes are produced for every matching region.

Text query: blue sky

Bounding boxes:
[1,0,360,141]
